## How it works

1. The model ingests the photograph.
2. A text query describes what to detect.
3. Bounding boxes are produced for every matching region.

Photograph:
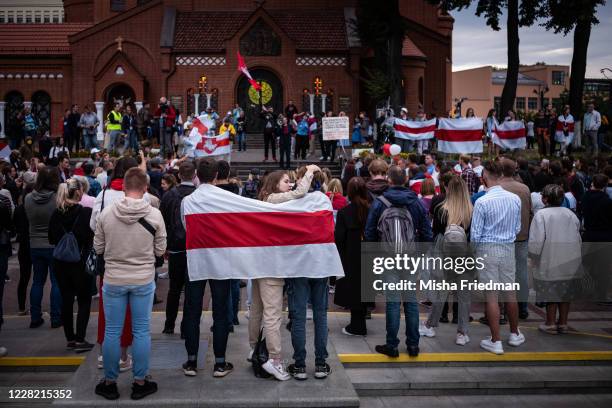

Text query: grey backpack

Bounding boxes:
[443,224,469,272]
[376,196,415,253]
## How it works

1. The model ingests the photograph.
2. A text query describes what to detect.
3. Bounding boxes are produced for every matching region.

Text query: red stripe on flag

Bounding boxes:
[185,210,335,249]
[496,128,526,139]
[394,123,437,134]
[556,122,575,132]
[192,118,208,135]
[435,129,482,142]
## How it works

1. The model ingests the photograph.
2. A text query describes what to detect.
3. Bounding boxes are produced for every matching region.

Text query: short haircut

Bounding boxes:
[197,157,218,183]
[500,157,517,177]
[483,160,503,179]
[368,159,389,176]
[592,173,609,190]
[542,184,565,207]
[420,178,435,196]
[217,160,230,180]
[83,163,95,176]
[387,165,406,186]
[178,161,196,181]
[460,155,471,165]
[124,168,148,192]
[407,153,417,164]
[57,151,69,163]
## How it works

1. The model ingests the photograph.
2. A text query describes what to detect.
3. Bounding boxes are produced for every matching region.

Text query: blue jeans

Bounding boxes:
[385,288,419,349]
[237,132,246,150]
[108,130,121,151]
[102,281,155,381]
[124,129,139,152]
[227,279,240,325]
[83,132,98,151]
[30,248,61,325]
[288,278,329,367]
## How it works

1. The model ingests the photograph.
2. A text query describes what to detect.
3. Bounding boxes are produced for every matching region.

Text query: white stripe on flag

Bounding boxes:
[393,118,436,140]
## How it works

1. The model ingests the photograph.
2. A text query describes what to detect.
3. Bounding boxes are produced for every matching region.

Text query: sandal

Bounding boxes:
[538,324,558,335]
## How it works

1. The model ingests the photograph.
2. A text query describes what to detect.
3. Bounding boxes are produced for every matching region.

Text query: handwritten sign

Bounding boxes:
[322,116,349,141]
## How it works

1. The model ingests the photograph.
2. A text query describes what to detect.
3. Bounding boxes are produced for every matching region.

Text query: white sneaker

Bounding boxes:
[319,156,325,160]
[455,333,470,346]
[97,354,103,369]
[262,359,291,381]
[508,329,525,347]
[306,308,313,320]
[480,337,504,355]
[158,272,169,279]
[119,355,132,372]
[247,349,254,362]
[0,346,8,357]
[245,307,250,320]
[418,322,436,337]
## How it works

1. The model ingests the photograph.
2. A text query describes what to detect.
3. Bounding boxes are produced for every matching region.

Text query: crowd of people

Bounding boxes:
[0,99,611,401]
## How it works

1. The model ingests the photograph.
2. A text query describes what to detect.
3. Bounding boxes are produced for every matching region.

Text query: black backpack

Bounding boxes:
[252,329,272,378]
[376,196,416,253]
[242,179,260,199]
[170,187,194,245]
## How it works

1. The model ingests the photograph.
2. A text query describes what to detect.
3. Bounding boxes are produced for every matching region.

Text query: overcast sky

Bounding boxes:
[451,3,612,78]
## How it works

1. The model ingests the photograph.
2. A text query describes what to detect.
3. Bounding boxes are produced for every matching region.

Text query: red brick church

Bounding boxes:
[0,0,453,140]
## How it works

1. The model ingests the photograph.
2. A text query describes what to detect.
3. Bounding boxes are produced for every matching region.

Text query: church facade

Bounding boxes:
[0,0,453,139]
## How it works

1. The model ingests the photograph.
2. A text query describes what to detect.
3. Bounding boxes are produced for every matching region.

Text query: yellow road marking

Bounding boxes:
[338,351,612,363]
[0,357,85,366]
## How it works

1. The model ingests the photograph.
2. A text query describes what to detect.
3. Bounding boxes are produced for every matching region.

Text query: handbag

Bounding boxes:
[251,329,272,378]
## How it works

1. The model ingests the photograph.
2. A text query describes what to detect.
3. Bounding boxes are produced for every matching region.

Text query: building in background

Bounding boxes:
[0,0,453,141]
[0,0,64,23]
[452,64,570,118]
[583,78,611,118]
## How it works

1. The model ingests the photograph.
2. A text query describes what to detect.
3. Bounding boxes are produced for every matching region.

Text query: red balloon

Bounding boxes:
[382,143,391,156]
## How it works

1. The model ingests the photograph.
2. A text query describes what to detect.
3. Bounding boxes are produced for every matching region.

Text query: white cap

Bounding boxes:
[401,107,408,114]
[90,147,100,154]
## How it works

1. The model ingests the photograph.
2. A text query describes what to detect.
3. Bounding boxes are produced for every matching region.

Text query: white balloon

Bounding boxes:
[389,144,402,156]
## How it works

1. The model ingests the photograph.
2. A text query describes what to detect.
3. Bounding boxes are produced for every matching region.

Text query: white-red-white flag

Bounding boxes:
[185,115,231,157]
[0,142,10,160]
[237,51,261,91]
[182,185,344,280]
[435,118,483,154]
[555,114,575,145]
[493,120,526,150]
[393,118,436,140]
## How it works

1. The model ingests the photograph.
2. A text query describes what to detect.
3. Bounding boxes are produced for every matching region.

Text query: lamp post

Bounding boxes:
[533,84,549,110]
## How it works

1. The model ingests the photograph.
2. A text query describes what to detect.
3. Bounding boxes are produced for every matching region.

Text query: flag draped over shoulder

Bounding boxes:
[555,114,575,145]
[393,118,436,140]
[182,184,345,281]
[237,51,261,91]
[435,118,483,154]
[493,120,526,150]
[184,115,230,157]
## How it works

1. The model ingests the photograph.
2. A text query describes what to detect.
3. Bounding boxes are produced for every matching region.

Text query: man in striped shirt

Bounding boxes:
[471,161,525,355]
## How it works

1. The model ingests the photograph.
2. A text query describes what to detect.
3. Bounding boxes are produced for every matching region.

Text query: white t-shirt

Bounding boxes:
[527,121,535,137]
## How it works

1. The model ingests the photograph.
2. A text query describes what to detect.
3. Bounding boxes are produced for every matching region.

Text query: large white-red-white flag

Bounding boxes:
[182,185,345,281]
[435,118,483,154]
[185,115,231,157]
[555,114,575,146]
[237,51,261,91]
[493,120,526,150]
[393,118,436,140]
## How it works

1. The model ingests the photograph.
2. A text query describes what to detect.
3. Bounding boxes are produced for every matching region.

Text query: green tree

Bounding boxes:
[354,0,407,111]
[540,0,606,119]
[433,1,539,117]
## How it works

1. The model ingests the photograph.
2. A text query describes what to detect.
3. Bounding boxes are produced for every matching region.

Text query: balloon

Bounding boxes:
[382,143,391,156]
[389,144,402,156]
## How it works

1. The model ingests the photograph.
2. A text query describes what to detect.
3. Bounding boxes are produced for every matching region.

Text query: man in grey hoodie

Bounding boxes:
[24,166,62,329]
[94,168,166,401]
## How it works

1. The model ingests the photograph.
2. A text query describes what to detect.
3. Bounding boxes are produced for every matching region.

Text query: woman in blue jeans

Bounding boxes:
[24,166,62,328]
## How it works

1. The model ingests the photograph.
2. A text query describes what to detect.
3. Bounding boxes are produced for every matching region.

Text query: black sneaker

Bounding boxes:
[407,345,419,357]
[66,341,76,350]
[375,344,399,358]
[182,361,197,376]
[451,316,458,324]
[95,380,119,400]
[288,364,307,380]
[162,327,174,334]
[29,319,44,329]
[131,379,157,400]
[74,341,95,353]
[519,311,529,320]
[286,320,292,332]
[213,362,233,378]
[314,363,331,379]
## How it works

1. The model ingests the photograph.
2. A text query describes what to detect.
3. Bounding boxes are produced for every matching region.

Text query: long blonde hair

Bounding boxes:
[441,176,472,229]
[56,178,83,212]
